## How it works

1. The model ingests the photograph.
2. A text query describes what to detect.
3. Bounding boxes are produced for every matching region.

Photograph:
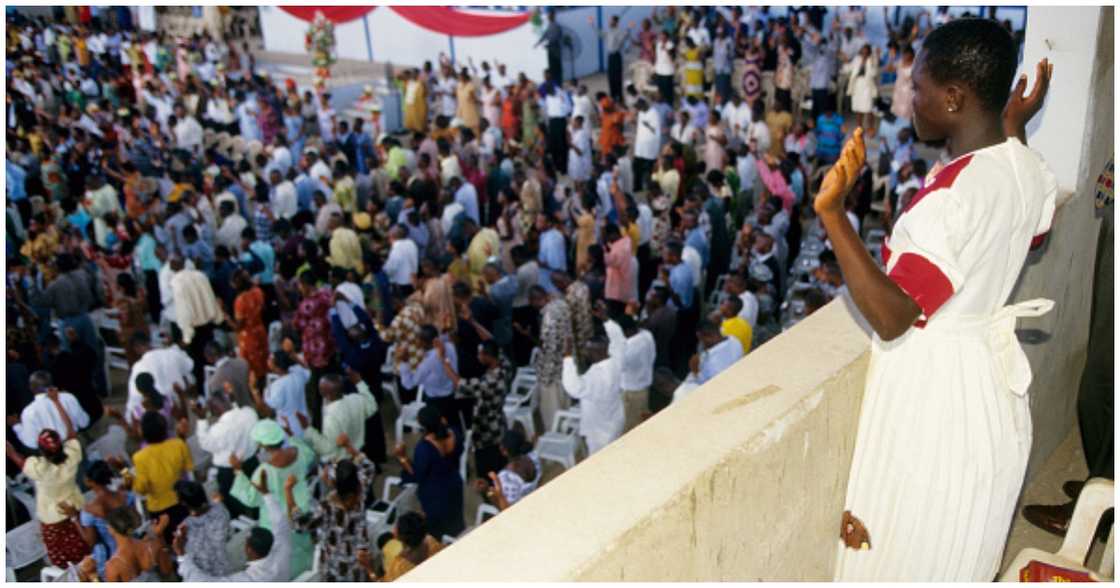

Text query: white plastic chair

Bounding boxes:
[267,320,283,353]
[6,518,46,570]
[503,374,539,439]
[535,412,581,470]
[475,503,500,526]
[516,347,541,380]
[366,476,418,539]
[381,348,402,410]
[203,365,217,397]
[395,386,426,441]
[86,424,131,466]
[1000,478,1115,581]
[459,430,473,483]
[294,544,323,582]
[94,308,131,373]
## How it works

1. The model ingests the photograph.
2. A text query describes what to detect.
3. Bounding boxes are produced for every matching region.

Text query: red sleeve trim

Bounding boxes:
[1030,232,1049,251]
[902,154,974,216]
[888,252,955,319]
[880,238,892,267]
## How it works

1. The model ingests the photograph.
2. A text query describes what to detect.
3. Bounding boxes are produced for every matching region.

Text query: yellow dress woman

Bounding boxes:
[403,70,428,134]
[682,38,703,98]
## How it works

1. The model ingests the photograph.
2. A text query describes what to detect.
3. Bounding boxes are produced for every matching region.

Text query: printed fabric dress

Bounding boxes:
[741,48,764,106]
[834,138,1059,581]
[235,286,270,380]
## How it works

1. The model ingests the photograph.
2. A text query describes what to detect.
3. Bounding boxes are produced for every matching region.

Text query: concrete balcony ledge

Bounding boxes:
[404,299,873,581]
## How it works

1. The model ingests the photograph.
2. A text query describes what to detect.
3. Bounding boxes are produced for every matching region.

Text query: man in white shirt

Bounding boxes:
[268,170,298,220]
[725,273,760,329]
[561,336,624,455]
[159,256,196,325]
[608,317,656,433]
[383,225,419,294]
[301,371,379,462]
[193,388,259,517]
[173,104,204,155]
[168,259,226,386]
[215,200,248,252]
[14,372,91,448]
[633,98,661,193]
[126,335,195,424]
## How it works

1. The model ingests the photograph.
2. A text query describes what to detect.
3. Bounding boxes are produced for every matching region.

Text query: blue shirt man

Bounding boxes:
[6,160,26,201]
[669,262,695,310]
[537,226,567,294]
[241,237,276,285]
[399,337,459,399]
[686,225,710,267]
[453,181,480,225]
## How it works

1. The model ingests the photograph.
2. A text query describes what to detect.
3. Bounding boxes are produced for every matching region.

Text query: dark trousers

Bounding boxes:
[811,88,829,122]
[187,323,218,396]
[358,366,388,464]
[1079,214,1114,480]
[216,455,260,520]
[424,395,460,430]
[775,88,792,113]
[632,157,654,193]
[714,73,732,102]
[148,503,189,545]
[474,444,507,481]
[655,74,675,106]
[144,269,162,324]
[671,303,700,379]
[548,116,568,172]
[548,48,563,84]
[307,361,338,430]
[259,282,280,327]
[607,51,623,102]
[605,299,628,321]
[637,244,656,303]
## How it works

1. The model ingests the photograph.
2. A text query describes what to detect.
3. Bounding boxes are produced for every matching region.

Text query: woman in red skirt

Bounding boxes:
[6,387,91,567]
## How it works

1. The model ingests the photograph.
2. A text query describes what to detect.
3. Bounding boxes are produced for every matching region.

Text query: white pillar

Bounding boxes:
[1019,6,1105,192]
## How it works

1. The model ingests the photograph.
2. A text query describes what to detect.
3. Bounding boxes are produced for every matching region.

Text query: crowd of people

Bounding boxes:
[3,5,1022,582]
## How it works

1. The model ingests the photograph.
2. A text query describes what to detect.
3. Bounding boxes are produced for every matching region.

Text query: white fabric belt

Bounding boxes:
[918,299,1055,397]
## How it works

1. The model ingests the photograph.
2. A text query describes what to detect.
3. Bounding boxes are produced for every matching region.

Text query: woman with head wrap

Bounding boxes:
[5,389,90,568]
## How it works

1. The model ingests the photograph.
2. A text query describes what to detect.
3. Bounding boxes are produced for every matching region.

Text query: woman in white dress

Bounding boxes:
[846,44,880,134]
[481,76,502,131]
[889,45,917,123]
[816,19,1055,581]
[566,115,592,185]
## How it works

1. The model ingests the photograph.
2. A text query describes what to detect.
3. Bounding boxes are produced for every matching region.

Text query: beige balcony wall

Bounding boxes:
[403,7,1111,581]
[404,299,873,581]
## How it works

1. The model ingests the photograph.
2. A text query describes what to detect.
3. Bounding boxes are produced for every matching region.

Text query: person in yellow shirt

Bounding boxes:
[464,218,500,291]
[325,213,365,274]
[128,411,194,544]
[718,296,753,355]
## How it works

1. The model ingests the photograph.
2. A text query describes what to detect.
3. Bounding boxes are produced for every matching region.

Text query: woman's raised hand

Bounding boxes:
[815,128,866,216]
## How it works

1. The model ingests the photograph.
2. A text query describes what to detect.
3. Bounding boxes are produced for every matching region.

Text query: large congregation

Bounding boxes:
[4,5,1020,582]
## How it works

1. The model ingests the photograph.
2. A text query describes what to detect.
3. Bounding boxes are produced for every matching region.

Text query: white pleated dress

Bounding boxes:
[834,138,1059,581]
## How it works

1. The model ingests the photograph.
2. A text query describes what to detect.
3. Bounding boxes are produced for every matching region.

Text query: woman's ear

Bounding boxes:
[944,85,964,114]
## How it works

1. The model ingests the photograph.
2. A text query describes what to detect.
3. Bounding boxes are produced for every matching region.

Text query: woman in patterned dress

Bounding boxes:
[741,38,764,107]
[288,434,376,582]
[231,269,269,382]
